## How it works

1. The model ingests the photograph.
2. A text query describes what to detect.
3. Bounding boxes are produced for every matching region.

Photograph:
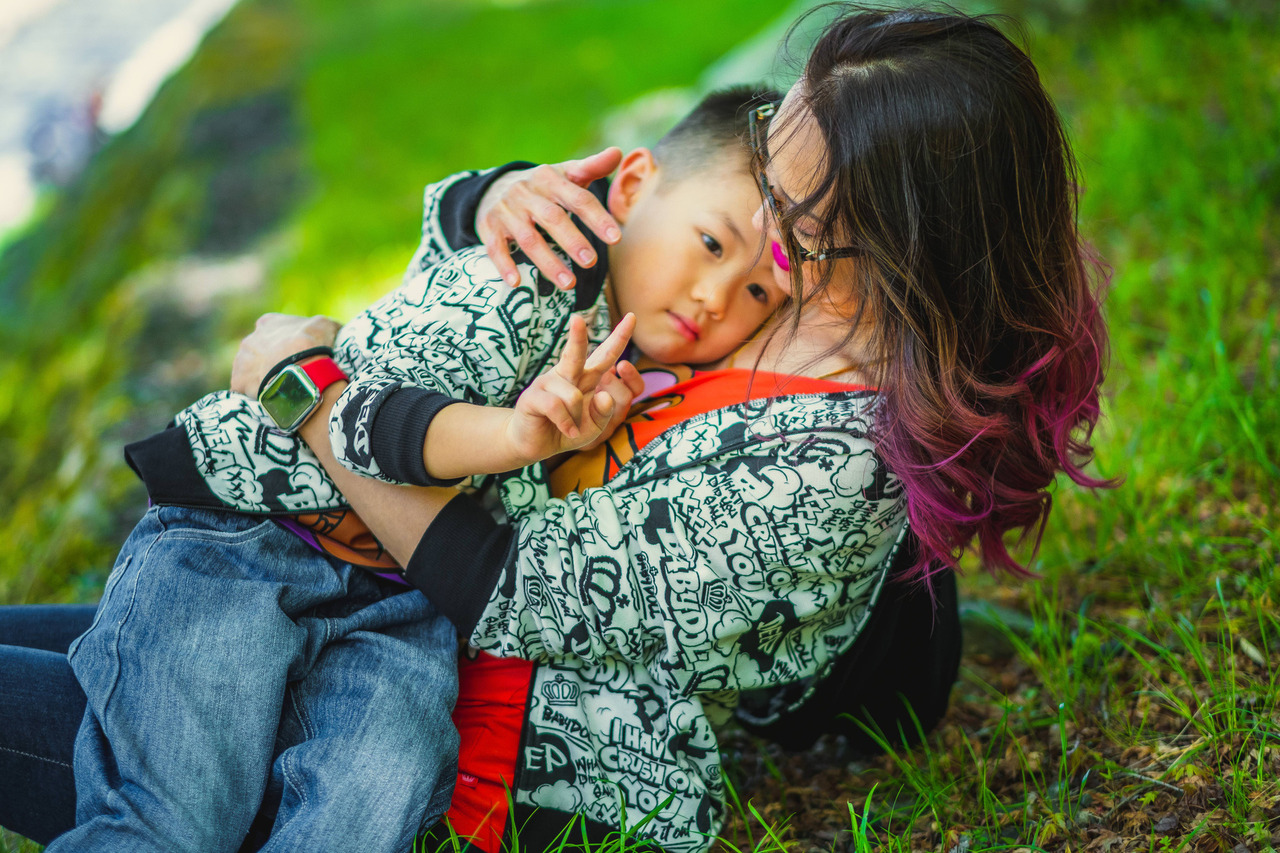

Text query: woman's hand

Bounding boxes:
[230,313,341,397]
[476,148,624,290]
[505,313,643,464]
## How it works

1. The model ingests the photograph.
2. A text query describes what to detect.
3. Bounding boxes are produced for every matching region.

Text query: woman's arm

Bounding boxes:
[416,427,901,685]
[229,313,450,562]
[230,312,641,559]
[300,384,452,565]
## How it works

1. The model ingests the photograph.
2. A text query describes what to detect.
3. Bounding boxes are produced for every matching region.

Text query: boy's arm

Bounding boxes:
[419,314,640,480]
[330,219,614,486]
[235,310,639,482]
[324,154,618,488]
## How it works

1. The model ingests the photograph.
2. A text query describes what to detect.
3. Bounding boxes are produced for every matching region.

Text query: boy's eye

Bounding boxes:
[747,282,769,304]
[701,233,723,257]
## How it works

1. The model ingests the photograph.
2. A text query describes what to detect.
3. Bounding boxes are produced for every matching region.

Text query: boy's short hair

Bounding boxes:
[653,85,783,184]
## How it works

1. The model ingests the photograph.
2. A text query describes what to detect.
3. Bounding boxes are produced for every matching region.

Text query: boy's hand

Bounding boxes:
[476,148,623,291]
[505,313,643,464]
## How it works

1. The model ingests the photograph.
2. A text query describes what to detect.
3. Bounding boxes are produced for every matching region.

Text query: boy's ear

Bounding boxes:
[606,148,658,225]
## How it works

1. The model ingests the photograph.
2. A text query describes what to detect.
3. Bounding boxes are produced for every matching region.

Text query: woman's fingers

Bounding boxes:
[230,313,340,397]
[530,156,622,265]
[562,147,623,192]
[533,188,599,273]
[554,147,623,249]
[475,152,623,290]
[507,209,579,290]
[478,222,522,288]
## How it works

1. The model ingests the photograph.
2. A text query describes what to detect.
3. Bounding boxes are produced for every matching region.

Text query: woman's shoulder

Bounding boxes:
[610,389,886,490]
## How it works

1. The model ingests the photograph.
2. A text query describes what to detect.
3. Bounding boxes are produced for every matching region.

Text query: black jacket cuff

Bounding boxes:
[369,387,467,487]
[438,161,536,250]
[124,423,225,509]
[405,494,514,636]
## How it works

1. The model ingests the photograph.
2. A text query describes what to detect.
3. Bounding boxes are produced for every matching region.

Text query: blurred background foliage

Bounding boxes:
[0,0,1276,609]
[0,0,800,601]
[0,0,1275,620]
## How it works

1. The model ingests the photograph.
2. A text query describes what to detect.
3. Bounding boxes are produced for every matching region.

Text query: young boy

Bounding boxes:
[54,87,785,852]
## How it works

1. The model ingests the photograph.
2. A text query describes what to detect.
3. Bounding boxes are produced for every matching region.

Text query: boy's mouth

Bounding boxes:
[667,311,701,341]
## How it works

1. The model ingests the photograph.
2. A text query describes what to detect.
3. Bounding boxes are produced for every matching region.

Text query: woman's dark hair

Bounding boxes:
[768,6,1112,579]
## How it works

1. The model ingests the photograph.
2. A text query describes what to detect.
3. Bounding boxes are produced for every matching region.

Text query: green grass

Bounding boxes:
[1,0,1277,851]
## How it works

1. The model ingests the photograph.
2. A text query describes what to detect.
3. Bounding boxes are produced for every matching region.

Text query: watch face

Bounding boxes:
[260,366,319,432]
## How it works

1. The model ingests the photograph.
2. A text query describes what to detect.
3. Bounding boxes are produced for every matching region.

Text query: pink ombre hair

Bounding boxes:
[769,8,1114,579]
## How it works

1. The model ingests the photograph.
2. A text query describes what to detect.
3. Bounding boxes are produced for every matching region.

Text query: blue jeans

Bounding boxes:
[45,506,459,853]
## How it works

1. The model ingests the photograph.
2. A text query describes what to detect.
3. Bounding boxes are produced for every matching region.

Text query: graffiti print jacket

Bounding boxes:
[416,386,908,852]
[372,172,910,850]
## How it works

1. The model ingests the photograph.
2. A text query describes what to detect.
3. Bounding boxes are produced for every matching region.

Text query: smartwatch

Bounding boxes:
[258,351,348,433]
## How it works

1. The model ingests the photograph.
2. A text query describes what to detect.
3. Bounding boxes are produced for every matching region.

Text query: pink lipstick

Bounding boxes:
[771,240,791,272]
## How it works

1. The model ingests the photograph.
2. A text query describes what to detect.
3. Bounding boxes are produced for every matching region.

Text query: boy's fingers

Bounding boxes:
[616,360,646,398]
[588,389,617,430]
[555,315,589,382]
[542,372,586,425]
[596,371,634,436]
[524,387,579,439]
[582,313,635,382]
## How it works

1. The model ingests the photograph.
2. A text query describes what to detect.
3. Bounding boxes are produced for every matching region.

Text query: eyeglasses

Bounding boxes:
[748,102,862,265]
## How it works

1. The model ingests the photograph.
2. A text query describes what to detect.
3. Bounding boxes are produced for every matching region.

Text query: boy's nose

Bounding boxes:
[693,277,733,319]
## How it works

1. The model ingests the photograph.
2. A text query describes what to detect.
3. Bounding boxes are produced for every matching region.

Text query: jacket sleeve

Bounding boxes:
[405,433,905,689]
[329,158,612,486]
[403,162,535,280]
[328,242,607,485]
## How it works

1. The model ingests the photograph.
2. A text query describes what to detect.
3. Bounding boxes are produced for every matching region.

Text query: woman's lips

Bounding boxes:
[771,240,791,272]
[668,311,700,341]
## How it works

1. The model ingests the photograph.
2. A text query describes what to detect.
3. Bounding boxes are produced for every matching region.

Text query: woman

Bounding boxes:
[0,8,1107,852]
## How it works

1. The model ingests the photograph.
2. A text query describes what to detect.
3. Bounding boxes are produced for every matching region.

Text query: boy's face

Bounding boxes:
[605,149,789,366]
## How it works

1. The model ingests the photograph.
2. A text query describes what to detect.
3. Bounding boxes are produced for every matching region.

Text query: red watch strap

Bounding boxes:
[299,357,348,393]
